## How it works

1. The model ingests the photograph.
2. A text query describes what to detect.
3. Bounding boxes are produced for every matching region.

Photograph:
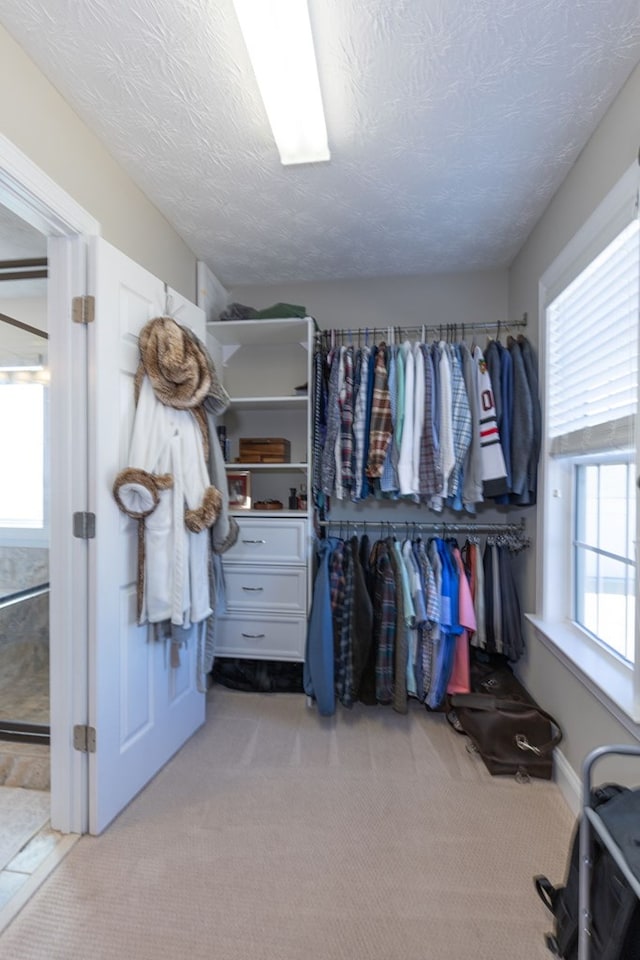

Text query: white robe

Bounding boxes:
[117,375,212,626]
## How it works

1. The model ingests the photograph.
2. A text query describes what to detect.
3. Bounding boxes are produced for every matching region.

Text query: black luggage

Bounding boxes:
[534,784,640,959]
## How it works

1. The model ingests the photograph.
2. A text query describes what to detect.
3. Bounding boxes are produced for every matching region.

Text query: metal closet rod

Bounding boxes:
[318,517,527,537]
[315,313,528,342]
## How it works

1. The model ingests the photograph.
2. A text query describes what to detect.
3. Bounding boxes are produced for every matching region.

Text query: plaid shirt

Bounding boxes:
[372,540,395,704]
[447,344,472,504]
[312,347,327,506]
[388,539,408,714]
[351,346,369,502]
[338,346,354,498]
[321,349,341,496]
[380,344,399,494]
[423,540,442,701]
[329,540,346,698]
[366,344,393,478]
[336,544,355,707]
[418,343,441,498]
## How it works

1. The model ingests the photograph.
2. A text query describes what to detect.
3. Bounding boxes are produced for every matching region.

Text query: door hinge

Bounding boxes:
[73,511,95,539]
[72,294,95,325]
[73,724,97,753]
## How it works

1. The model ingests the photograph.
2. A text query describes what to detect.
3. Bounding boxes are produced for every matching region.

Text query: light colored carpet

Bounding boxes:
[0,686,574,960]
[0,787,49,872]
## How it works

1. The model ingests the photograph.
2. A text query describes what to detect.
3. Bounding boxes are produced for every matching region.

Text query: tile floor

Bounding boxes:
[0,742,49,791]
[0,646,66,931]
[0,737,72,933]
[0,821,78,934]
[0,658,49,728]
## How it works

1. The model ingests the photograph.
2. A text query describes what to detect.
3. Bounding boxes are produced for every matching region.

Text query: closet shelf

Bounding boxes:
[227,395,307,409]
[207,317,312,346]
[231,509,309,519]
[226,462,307,471]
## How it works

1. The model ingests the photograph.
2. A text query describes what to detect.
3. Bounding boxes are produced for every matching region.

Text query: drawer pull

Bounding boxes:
[242,538,266,544]
[241,632,265,639]
[242,586,264,592]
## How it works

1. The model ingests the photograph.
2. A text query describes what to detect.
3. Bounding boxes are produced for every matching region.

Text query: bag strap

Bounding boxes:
[533,874,557,913]
[450,693,563,755]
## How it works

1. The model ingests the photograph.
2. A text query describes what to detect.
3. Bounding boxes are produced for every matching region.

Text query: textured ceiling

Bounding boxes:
[0,0,639,287]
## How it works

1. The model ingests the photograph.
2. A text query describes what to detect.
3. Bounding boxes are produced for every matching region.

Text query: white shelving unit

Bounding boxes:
[207,316,315,662]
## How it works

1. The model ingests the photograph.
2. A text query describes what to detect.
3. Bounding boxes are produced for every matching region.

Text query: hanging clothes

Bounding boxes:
[366,344,393,480]
[304,537,338,716]
[305,528,527,716]
[348,535,374,703]
[371,537,396,705]
[446,547,475,694]
[514,335,541,505]
[313,326,542,514]
[113,319,223,629]
[352,344,370,503]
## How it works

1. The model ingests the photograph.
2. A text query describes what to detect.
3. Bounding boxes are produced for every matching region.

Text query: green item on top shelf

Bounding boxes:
[253,302,307,319]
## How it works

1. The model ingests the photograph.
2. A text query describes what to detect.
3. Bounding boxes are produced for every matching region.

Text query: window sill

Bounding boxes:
[526,614,640,731]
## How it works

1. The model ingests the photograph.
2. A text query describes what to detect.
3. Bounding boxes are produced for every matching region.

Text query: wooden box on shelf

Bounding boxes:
[238,437,291,463]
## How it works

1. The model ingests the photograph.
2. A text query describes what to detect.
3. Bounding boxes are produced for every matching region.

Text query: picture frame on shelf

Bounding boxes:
[227,470,252,510]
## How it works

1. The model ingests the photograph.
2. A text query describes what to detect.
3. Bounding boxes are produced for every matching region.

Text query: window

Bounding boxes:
[536,162,640,720]
[574,459,635,662]
[0,375,48,538]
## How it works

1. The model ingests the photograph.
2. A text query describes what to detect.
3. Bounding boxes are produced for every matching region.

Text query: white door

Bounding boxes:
[87,237,206,834]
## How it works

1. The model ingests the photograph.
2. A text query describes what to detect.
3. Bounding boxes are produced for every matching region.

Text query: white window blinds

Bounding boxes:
[547,217,639,457]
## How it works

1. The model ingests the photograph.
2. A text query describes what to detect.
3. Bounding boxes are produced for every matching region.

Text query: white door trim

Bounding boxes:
[0,133,100,835]
[0,133,99,238]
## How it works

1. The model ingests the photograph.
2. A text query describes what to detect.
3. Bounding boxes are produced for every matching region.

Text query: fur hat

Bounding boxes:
[136,316,211,410]
[181,324,230,415]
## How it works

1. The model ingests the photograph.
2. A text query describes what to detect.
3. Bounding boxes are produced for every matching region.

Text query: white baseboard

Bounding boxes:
[553,748,581,816]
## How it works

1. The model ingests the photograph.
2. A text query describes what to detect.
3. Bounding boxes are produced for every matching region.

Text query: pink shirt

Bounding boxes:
[447,548,477,694]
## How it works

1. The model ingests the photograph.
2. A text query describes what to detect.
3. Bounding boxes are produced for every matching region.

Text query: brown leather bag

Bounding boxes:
[449,693,563,781]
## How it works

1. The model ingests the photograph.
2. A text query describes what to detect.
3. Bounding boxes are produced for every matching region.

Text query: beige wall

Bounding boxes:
[0,25,196,299]
[231,269,509,332]
[508,61,640,786]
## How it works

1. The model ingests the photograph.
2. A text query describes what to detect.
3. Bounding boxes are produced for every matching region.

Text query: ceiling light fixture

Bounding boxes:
[232,0,330,166]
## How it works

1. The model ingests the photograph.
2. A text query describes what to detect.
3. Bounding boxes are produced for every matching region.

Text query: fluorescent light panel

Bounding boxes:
[232,0,330,166]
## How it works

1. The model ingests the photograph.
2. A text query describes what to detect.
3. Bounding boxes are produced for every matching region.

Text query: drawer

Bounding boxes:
[225,517,306,564]
[223,565,307,614]
[215,615,306,661]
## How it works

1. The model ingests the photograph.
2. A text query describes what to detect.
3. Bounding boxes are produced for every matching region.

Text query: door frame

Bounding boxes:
[0,133,99,834]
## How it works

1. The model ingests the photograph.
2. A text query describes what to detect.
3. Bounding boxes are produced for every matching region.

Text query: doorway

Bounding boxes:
[0,210,55,914]
[0,225,50,757]
[0,133,207,848]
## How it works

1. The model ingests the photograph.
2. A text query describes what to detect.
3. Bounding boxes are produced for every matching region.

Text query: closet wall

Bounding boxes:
[232,269,508,334]
[233,268,523,528]
[509,59,640,790]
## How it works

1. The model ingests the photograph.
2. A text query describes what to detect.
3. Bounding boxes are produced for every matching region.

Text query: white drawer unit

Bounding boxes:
[208,317,314,664]
[223,565,306,614]
[218,517,309,660]
[215,615,307,661]
[225,517,307,565]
